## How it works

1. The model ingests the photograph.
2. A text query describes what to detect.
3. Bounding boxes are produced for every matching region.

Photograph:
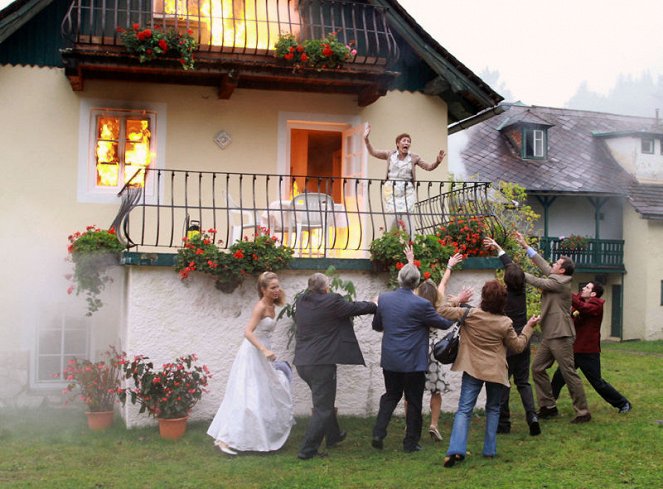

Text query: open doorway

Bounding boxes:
[290,129,342,201]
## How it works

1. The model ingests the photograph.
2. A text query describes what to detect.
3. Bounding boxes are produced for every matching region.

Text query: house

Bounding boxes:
[0,0,503,420]
[452,102,663,342]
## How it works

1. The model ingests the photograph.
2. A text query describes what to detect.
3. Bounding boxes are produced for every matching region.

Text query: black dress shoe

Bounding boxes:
[619,402,632,414]
[537,406,559,419]
[371,437,383,449]
[403,444,422,453]
[496,425,511,434]
[529,417,541,436]
[327,431,347,448]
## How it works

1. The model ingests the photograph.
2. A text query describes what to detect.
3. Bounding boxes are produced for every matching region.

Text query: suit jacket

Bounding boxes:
[524,253,575,340]
[372,288,452,372]
[439,305,532,386]
[571,293,604,353]
[293,291,377,367]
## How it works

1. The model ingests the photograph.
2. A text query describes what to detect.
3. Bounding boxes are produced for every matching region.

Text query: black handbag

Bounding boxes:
[433,306,471,365]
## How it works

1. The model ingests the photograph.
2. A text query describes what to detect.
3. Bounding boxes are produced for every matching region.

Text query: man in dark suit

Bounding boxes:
[371,263,454,453]
[294,272,377,460]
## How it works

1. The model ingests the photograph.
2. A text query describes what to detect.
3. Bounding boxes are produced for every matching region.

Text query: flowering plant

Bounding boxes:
[60,346,123,412]
[274,32,356,70]
[437,216,491,258]
[118,353,210,419]
[175,227,294,292]
[66,226,125,315]
[369,226,454,286]
[118,24,197,70]
[559,234,590,251]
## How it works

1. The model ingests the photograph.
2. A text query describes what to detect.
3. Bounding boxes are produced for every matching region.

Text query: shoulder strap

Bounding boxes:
[458,305,471,327]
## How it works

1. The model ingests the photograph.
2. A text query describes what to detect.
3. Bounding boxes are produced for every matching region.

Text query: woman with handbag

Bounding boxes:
[439,280,540,467]
[403,247,464,443]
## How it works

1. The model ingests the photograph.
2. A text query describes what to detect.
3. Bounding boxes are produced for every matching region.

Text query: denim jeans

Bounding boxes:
[447,372,503,457]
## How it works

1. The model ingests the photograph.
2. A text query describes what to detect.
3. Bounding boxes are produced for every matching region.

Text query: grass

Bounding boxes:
[1,341,662,489]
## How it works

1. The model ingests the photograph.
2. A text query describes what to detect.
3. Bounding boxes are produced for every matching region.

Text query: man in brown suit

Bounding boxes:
[515,232,591,423]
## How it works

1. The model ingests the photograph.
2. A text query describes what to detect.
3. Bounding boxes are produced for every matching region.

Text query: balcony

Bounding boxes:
[111,169,502,259]
[538,237,625,272]
[60,0,400,103]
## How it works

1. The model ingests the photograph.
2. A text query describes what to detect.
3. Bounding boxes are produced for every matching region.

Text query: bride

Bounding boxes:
[207,271,294,455]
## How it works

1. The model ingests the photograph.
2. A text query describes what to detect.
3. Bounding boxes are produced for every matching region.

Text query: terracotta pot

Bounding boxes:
[158,416,189,440]
[85,411,114,431]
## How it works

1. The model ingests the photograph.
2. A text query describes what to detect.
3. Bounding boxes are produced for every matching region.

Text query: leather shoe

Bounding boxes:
[443,454,465,468]
[619,402,632,414]
[297,451,328,460]
[570,413,592,424]
[327,431,347,448]
[371,437,384,449]
[403,444,422,453]
[529,418,541,436]
[496,425,510,434]
[537,406,559,419]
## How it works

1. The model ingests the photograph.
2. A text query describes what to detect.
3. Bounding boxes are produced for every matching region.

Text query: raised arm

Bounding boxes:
[437,252,464,300]
[244,302,275,361]
[363,123,390,160]
[414,149,446,171]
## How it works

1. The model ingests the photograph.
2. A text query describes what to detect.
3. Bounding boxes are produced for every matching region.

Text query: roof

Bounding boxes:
[628,183,663,219]
[456,104,661,196]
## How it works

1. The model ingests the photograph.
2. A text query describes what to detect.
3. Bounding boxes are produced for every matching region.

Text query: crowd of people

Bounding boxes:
[206,130,630,466]
[204,231,631,466]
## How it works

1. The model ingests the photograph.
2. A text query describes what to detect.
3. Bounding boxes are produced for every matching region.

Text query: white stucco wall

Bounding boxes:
[119,267,492,428]
[605,136,663,182]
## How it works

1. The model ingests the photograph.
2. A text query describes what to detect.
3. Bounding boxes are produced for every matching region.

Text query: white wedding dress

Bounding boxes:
[207,316,294,452]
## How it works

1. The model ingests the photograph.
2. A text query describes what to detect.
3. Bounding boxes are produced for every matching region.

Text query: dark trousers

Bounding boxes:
[551,353,629,409]
[296,364,343,457]
[498,346,537,429]
[372,370,426,450]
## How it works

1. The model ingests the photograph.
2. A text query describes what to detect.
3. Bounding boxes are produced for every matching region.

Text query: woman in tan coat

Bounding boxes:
[439,280,539,467]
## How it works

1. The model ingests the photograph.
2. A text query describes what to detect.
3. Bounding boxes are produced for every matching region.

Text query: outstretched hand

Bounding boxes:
[451,286,474,305]
[404,244,414,265]
[447,252,464,268]
[514,232,528,249]
[483,237,502,253]
[364,123,371,140]
[526,315,541,328]
[436,149,447,163]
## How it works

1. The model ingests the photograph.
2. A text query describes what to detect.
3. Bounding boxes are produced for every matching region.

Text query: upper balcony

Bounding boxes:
[538,237,625,273]
[60,0,400,104]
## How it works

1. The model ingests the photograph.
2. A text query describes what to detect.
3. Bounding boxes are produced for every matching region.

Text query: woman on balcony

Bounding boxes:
[364,123,446,235]
[207,272,294,455]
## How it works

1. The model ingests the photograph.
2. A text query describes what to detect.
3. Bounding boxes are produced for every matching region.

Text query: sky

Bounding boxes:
[398,0,663,108]
[2,0,661,108]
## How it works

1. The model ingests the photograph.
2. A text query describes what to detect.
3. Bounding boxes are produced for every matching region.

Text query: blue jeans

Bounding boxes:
[447,372,503,457]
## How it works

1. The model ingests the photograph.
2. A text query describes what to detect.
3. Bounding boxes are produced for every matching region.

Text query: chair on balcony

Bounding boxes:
[221,190,257,244]
[288,192,334,256]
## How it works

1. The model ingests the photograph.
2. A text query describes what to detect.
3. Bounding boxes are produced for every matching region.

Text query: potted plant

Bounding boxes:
[118,353,211,440]
[118,24,197,70]
[66,226,125,315]
[558,234,590,252]
[175,227,294,293]
[60,346,124,431]
[274,32,356,71]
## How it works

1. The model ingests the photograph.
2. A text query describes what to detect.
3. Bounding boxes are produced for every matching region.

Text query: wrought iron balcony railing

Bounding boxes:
[111,169,501,258]
[538,237,624,270]
[61,0,399,65]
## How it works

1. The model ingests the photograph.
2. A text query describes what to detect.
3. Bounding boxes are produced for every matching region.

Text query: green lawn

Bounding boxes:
[1,341,662,489]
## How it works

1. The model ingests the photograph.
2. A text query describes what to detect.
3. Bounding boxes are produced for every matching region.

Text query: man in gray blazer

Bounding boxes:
[294,273,377,460]
[515,232,591,423]
[371,263,454,452]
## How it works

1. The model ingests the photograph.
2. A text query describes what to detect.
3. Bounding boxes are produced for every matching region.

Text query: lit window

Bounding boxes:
[35,316,88,384]
[523,128,546,159]
[93,110,153,189]
[641,136,654,154]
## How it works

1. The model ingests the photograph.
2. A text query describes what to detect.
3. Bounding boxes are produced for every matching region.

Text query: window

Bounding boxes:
[78,100,166,203]
[94,110,153,189]
[523,128,546,159]
[35,315,88,384]
[641,136,654,154]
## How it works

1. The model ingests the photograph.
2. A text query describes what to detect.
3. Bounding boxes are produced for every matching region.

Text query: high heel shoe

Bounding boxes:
[429,425,443,442]
[215,440,237,456]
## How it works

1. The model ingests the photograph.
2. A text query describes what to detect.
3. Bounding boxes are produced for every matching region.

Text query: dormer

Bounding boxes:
[593,127,663,182]
[497,109,554,160]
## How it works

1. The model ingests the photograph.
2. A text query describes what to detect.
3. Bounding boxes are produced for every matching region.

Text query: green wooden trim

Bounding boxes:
[121,252,504,271]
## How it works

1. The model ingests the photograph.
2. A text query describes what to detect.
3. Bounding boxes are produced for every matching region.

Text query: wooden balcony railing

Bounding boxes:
[61,0,399,65]
[111,169,501,258]
[538,237,625,270]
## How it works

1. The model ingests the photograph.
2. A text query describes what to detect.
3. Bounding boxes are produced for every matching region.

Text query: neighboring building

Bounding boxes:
[0,0,502,418]
[453,102,663,342]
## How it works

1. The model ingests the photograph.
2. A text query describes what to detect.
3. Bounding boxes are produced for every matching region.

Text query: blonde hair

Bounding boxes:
[257,271,285,306]
[416,279,439,308]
